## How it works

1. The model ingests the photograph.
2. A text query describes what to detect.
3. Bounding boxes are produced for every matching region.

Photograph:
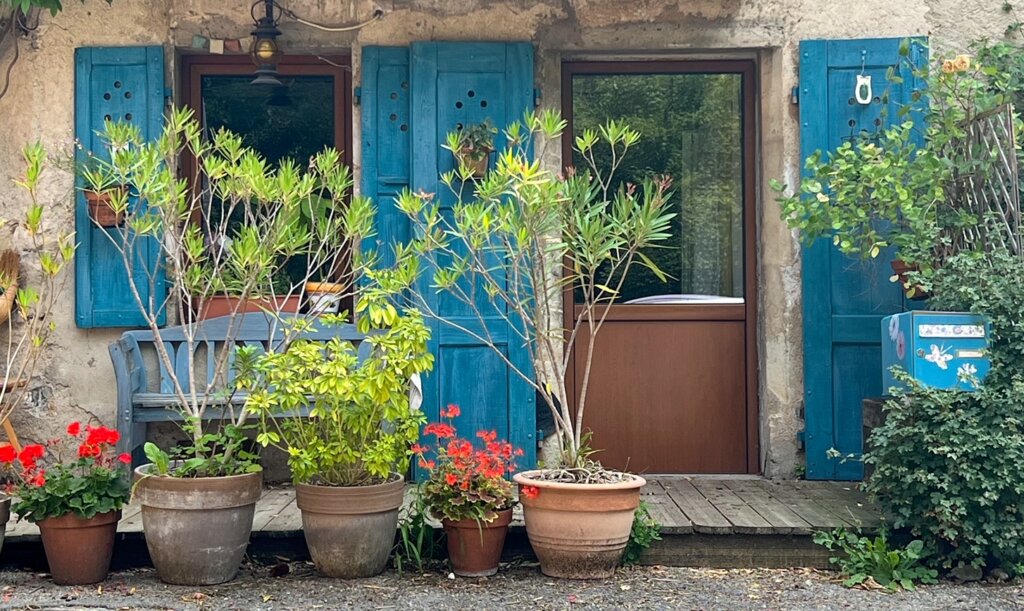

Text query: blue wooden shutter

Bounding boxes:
[799,38,927,480]
[361,47,412,267]
[75,46,166,328]
[409,42,537,471]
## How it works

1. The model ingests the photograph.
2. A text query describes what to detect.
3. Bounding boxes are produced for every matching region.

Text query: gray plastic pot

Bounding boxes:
[0,494,9,556]
[295,475,404,578]
[134,466,262,585]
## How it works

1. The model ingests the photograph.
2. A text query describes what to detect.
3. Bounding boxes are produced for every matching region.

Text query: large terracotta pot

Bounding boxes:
[442,508,512,577]
[37,510,120,585]
[134,466,262,585]
[295,475,404,578]
[513,470,645,579]
[194,295,302,320]
[0,494,9,557]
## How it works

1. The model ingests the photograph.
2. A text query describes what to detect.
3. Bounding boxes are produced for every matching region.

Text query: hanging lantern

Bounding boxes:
[250,0,283,86]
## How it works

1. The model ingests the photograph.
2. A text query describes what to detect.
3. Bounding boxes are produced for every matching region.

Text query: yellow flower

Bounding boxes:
[953,54,971,72]
[941,59,956,74]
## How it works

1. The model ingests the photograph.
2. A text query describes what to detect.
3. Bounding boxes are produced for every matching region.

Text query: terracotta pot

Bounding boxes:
[134,466,262,585]
[85,189,125,227]
[194,294,302,320]
[442,508,512,577]
[295,475,404,578]
[455,146,491,177]
[890,259,929,300]
[513,470,645,579]
[37,510,120,585]
[0,494,11,557]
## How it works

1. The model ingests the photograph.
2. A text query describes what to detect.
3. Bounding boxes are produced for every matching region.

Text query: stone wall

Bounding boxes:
[0,0,1015,477]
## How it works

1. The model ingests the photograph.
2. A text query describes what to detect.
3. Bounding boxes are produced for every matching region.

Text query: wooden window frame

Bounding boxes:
[560,60,760,474]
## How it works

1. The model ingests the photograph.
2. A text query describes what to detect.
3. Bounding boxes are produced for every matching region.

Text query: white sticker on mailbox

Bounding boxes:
[918,324,985,338]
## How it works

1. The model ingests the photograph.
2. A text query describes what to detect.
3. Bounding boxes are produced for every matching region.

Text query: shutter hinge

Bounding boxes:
[790,86,799,105]
[354,86,362,106]
[796,429,805,450]
[534,87,541,108]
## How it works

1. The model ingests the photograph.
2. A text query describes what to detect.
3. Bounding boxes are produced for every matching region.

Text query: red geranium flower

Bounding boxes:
[117,453,132,464]
[445,472,458,486]
[0,445,16,464]
[78,443,101,459]
[441,404,461,419]
[423,422,455,439]
[520,485,540,500]
[29,471,45,487]
[17,444,45,469]
[66,421,81,436]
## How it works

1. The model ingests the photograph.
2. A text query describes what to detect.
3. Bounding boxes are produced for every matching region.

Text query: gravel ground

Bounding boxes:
[0,562,1022,610]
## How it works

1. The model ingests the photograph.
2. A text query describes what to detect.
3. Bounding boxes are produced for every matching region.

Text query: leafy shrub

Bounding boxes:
[814,528,938,591]
[928,252,1024,388]
[622,500,662,565]
[865,373,1024,571]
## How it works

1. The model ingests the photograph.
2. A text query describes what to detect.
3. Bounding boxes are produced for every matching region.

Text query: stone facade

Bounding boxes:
[0,0,1015,477]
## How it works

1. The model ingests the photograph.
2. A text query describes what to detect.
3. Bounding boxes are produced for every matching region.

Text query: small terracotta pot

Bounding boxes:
[442,508,512,577]
[37,510,120,585]
[85,189,125,227]
[295,475,405,578]
[455,146,492,177]
[193,294,302,320]
[513,470,645,579]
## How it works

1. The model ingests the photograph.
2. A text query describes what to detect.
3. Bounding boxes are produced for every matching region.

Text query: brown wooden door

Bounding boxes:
[563,62,758,474]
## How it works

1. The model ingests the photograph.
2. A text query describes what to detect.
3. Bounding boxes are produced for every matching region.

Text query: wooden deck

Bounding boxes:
[3,476,878,569]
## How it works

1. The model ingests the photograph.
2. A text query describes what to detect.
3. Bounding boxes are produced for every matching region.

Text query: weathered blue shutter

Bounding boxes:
[75,46,166,328]
[363,43,537,471]
[799,38,927,480]
[360,47,411,267]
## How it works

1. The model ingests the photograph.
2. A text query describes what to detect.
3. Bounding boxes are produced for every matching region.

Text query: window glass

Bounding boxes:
[200,75,336,288]
[571,73,745,303]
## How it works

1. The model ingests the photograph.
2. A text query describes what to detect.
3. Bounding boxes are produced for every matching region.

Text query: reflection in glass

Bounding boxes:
[571,73,744,303]
[200,76,336,287]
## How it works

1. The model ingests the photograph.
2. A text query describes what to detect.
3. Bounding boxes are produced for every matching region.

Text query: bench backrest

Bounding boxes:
[116,313,369,395]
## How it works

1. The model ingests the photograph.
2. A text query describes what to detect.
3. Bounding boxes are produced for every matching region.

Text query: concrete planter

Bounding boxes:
[37,510,120,585]
[513,470,645,579]
[134,466,262,585]
[295,475,404,578]
[442,508,512,577]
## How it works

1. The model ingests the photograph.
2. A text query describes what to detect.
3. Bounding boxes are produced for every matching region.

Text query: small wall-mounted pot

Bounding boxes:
[85,187,127,228]
[305,281,346,315]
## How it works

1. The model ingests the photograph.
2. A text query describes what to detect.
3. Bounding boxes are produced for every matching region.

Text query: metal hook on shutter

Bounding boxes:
[855,75,873,105]
[855,50,872,105]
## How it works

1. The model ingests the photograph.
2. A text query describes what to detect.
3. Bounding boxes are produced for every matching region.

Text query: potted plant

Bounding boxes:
[195,270,302,321]
[0,423,131,585]
[79,157,129,227]
[0,142,78,556]
[413,404,522,577]
[377,111,675,578]
[237,296,433,578]
[445,120,497,178]
[82,111,371,585]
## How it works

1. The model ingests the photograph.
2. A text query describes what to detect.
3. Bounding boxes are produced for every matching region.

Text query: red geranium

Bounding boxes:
[0,420,131,523]
[415,405,522,524]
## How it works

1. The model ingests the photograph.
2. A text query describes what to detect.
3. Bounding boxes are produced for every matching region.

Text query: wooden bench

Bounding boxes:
[109,313,368,462]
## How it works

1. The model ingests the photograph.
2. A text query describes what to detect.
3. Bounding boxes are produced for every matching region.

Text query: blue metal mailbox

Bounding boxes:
[881,311,990,392]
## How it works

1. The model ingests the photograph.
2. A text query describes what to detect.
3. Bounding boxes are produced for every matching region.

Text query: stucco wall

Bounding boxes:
[0,0,1015,477]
